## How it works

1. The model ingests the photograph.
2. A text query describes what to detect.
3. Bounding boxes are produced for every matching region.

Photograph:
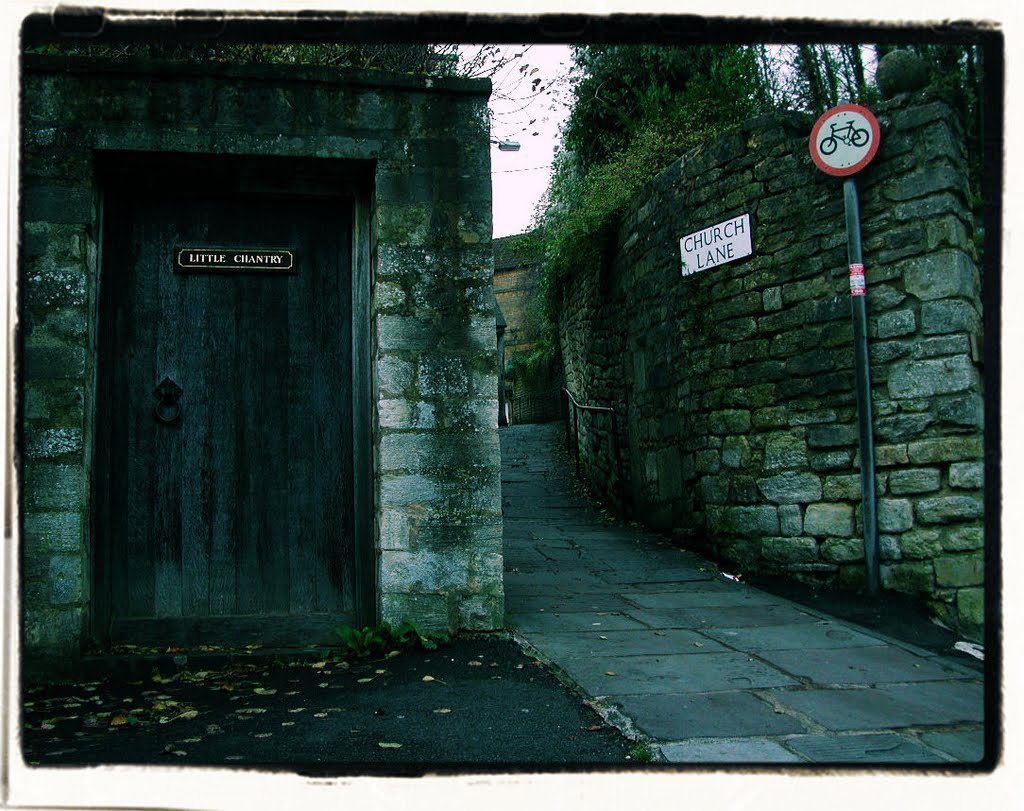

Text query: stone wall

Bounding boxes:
[20,55,503,667]
[494,235,544,360]
[494,234,559,422]
[558,88,985,639]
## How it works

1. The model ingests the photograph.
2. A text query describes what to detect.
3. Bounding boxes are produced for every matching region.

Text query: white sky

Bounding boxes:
[483,44,574,238]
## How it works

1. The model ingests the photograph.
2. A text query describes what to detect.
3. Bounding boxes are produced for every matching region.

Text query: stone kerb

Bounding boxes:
[20,56,501,665]
[557,89,984,639]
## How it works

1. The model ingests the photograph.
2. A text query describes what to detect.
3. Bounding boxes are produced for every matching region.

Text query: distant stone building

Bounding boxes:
[19,52,504,673]
[493,234,559,422]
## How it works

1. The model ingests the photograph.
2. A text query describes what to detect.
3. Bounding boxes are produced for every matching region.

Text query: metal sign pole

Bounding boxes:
[811,102,882,597]
[843,177,880,595]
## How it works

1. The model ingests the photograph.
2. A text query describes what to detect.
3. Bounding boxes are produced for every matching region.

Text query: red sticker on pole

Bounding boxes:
[849,263,866,296]
[810,104,881,177]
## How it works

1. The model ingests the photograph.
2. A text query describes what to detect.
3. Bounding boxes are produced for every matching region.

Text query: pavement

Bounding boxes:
[501,421,989,766]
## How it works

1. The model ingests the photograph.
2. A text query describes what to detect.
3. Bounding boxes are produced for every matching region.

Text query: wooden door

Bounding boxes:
[95,184,359,646]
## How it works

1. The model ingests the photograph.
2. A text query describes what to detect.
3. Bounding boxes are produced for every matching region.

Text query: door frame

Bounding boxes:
[89,151,376,647]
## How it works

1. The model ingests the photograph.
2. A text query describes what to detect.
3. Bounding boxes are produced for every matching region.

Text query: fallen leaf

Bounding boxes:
[377,742,402,749]
[236,708,266,714]
[586,725,603,731]
[314,712,328,718]
[311,661,328,669]
[110,714,128,726]
[605,671,617,676]
[599,636,608,640]
[178,710,199,721]
[288,708,306,713]
[433,708,452,714]
[318,682,329,688]
[357,678,373,684]
[467,661,482,667]
[254,733,273,739]
[422,675,435,682]
[253,688,277,696]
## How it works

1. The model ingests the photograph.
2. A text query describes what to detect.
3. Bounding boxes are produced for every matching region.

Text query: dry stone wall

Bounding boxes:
[559,88,985,639]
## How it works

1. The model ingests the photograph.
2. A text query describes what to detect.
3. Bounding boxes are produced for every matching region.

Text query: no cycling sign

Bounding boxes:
[809,103,881,176]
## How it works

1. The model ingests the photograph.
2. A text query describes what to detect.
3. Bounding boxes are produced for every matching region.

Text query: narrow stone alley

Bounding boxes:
[501,422,987,765]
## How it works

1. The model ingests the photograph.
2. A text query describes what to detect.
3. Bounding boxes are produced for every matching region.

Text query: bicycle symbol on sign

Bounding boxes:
[818,120,870,155]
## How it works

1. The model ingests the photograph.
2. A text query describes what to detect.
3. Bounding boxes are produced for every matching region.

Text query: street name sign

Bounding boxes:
[175,247,296,274]
[680,213,752,276]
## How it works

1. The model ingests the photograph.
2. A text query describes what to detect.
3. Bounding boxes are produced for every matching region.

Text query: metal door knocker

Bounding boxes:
[154,377,183,424]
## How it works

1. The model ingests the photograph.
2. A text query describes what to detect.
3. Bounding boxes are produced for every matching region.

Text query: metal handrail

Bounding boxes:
[562,387,625,513]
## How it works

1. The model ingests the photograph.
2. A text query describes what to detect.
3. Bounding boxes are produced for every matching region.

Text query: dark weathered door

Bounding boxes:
[96,183,358,646]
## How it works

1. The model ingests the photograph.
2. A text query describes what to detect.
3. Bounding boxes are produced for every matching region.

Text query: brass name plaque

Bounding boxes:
[174,248,296,274]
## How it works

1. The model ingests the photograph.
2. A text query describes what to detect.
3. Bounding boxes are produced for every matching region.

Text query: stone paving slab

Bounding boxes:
[524,628,730,658]
[524,546,587,562]
[612,691,806,739]
[918,730,987,762]
[628,603,819,630]
[499,580,611,597]
[619,578,736,594]
[703,621,888,652]
[555,652,800,696]
[623,587,795,610]
[505,592,643,614]
[755,644,975,684]
[658,738,806,763]
[783,733,951,763]
[503,570,611,589]
[600,567,709,585]
[765,681,984,729]
[503,506,593,519]
[507,610,649,634]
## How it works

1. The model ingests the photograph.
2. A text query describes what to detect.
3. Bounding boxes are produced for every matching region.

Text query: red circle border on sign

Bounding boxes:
[809,103,881,177]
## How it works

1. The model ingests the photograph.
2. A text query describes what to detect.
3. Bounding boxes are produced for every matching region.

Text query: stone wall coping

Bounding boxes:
[22,53,492,96]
